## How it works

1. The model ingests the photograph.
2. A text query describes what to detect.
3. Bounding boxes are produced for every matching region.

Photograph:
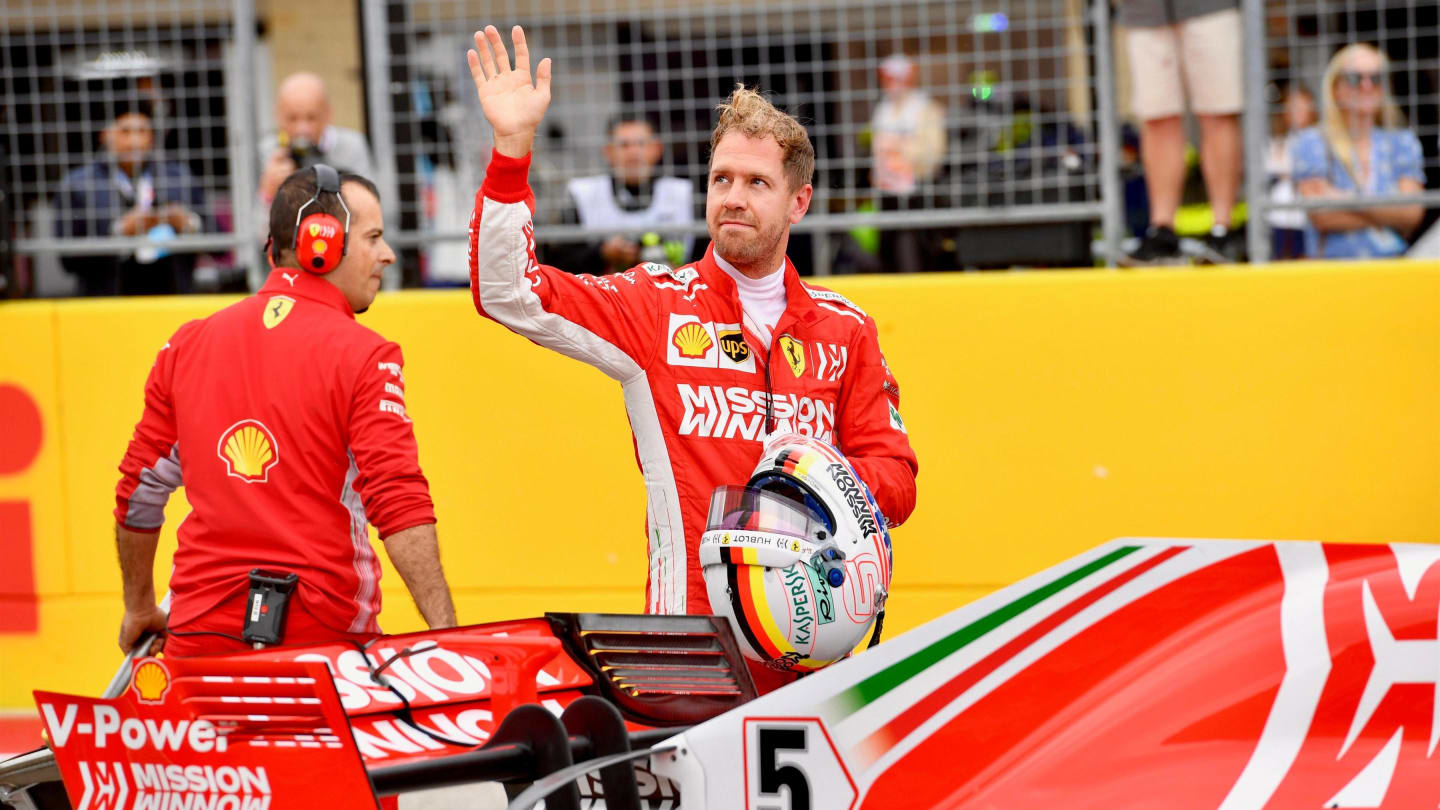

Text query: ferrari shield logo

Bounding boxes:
[778,335,806,378]
[263,295,295,329]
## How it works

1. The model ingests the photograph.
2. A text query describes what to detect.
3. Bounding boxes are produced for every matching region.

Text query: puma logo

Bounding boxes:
[282,272,299,287]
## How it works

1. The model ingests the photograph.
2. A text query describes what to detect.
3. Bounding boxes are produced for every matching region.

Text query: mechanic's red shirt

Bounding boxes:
[470,150,918,621]
[115,269,434,636]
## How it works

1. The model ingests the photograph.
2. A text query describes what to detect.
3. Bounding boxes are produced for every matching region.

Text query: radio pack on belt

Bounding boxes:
[242,568,300,646]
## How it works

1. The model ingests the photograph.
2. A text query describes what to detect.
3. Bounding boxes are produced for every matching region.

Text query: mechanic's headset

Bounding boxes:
[293,164,350,274]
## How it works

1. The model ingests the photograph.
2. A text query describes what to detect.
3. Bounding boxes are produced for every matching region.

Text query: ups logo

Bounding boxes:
[718,330,750,364]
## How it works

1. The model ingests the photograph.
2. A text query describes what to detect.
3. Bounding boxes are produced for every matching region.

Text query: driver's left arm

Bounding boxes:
[837,315,917,526]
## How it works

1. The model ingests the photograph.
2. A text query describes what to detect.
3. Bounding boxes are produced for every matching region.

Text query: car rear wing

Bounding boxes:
[1,613,754,810]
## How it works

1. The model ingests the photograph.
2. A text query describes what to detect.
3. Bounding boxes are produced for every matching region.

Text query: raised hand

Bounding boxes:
[468,25,552,159]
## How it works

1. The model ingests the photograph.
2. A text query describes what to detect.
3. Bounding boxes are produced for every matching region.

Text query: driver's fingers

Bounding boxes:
[536,57,552,93]
[512,25,530,75]
[474,28,499,79]
[466,47,484,85]
[484,25,511,73]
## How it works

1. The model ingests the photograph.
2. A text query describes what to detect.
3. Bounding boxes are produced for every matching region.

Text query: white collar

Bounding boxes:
[713,251,785,291]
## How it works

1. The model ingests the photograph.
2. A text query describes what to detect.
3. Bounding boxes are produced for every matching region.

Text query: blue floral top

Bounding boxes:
[1289,126,1425,259]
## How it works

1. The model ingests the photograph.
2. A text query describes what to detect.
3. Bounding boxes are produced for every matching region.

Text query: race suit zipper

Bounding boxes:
[763,337,775,434]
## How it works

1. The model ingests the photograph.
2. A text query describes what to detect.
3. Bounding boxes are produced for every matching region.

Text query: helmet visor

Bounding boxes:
[705,485,830,542]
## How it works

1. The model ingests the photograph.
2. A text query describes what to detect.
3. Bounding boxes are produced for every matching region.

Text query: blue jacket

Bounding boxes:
[52,158,208,281]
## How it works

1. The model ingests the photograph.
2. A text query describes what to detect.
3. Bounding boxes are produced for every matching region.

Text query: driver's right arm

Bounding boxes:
[468,152,659,381]
[466,25,658,381]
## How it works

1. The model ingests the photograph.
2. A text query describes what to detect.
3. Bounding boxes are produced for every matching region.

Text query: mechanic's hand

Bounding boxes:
[119,605,168,655]
[600,235,640,269]
[468,25,552,159]
[259,148,298,202]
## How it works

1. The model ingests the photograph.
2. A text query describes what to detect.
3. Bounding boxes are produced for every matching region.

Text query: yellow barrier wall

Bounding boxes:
[2,262,1438,707]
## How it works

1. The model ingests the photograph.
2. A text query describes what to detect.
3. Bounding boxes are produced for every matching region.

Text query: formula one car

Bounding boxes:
[2,538,1437,809]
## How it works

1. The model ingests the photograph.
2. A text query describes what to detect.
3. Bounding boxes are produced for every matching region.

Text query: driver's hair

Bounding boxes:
[709,85,814,192]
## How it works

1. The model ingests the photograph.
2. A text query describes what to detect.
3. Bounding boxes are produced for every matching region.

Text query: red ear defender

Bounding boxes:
[296,212,346,273]
[291,164,350,274]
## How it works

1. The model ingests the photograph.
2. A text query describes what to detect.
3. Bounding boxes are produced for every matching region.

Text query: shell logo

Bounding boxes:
[672,322,713,359]
[312,238,328,255]
[217,419,280,483]
[132,658,171,704]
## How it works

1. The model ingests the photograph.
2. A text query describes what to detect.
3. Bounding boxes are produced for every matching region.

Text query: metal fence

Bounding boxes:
[0,0,258,296]
[368,0,1117,279]
[1245,0,1440,261]
[5,0,1440,295]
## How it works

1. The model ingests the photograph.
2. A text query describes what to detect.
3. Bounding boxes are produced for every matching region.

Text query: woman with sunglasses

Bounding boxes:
[1289,43,1425,259]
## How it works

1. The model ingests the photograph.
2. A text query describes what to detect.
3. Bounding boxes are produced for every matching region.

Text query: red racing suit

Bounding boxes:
[470,150,918,620]
[114,268,435,647]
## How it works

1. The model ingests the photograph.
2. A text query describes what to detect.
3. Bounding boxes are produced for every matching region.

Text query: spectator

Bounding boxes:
[544,115,695,274]
[53,100,206,296]
[254,73,376,289]
[1119,0,1245,265]
[258,73,376,203]
[870,54,946,272]
[1266,84,1318,260]
[1291,44,1425,259]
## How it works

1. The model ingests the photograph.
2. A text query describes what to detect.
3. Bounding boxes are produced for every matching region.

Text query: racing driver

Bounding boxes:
[114,167,457,658]
[466,26,917,691]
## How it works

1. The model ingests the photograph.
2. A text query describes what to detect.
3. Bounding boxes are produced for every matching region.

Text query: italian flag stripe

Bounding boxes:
[851,545,1185,768]
[829,545,1143,716]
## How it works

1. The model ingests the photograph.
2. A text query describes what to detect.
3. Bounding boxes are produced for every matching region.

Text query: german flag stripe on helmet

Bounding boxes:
[726,555,843,672]
[739,563,835,670]
[744,564,795,660]
[724,546,759,565]
[778,449,823,479]
[727,561,783,661]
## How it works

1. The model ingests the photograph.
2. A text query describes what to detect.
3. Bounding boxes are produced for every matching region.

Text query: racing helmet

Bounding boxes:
[700,433,893,673]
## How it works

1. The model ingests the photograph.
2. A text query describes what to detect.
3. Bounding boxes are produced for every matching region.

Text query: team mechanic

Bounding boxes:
[114,166,457,659]
[466,26,917,692]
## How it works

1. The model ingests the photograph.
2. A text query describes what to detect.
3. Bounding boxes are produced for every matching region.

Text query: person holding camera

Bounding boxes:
[258,73,376,204]
[115,166,455,659]
[251,73,377,290]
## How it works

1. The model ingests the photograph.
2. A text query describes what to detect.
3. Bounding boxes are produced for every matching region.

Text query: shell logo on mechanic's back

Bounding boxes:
[217,419,280,483]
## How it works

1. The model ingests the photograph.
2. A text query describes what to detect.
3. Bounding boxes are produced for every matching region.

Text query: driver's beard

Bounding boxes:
[714,219,785,269]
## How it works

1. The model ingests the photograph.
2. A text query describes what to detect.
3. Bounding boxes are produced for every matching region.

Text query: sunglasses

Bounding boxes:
[1339,71,1385,88]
